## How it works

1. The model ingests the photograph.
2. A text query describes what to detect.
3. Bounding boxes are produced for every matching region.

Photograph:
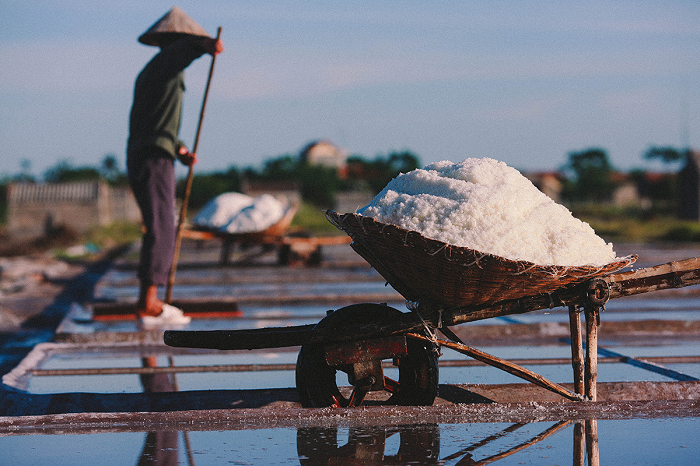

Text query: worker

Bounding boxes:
[127,7,223,326]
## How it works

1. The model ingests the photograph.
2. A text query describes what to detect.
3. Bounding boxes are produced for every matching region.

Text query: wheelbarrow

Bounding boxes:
[165,211,700,407]
[183,202,351,265]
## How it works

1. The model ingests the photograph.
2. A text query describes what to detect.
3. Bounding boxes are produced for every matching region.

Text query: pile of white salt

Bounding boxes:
[193,192,287,234]
[357,158,617,266]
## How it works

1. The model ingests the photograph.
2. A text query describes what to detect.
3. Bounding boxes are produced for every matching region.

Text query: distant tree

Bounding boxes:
[178,148,421,211]
[99,153,129,185]
[184,166,242,210]
[346,150,421,193]
[387,150,421,174]
[20,159,31,173]
[44,160,100,183]
[255,154,342,207]
[297,162,342,208]
[629,168,677,209]
[0,183,6,224]
[261,155,297,177]
[101,154,119,180]
[562,148,616,202]
[625,146,685,214]
[101,154,118,174]
[643,146,686,165]
[12,159,36,183]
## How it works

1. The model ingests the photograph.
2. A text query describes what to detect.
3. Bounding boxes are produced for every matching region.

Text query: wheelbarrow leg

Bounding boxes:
[584,305,600,401]
[568,305,585,397]
[220,238,233,265]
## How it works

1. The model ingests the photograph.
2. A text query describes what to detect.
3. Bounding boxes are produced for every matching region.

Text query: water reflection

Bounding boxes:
[4,417,699,465]
[123,393,600,466]
[138,356,178,466]
[296,424,440,465]
[295,420,598,465]
[137,431,178,466]
[443,421,568,465]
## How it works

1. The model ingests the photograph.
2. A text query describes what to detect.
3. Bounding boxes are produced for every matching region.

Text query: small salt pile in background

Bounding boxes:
[357,158,616,266]
[193,193,287,234]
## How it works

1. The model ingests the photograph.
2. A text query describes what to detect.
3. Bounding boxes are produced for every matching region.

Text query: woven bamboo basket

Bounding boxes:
[326,211,637,308]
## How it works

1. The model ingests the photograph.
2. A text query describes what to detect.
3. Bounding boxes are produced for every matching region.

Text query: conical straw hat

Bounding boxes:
[138,6,211,46]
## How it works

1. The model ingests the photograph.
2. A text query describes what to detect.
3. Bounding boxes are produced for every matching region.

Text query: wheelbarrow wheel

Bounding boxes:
[296,303,439,408]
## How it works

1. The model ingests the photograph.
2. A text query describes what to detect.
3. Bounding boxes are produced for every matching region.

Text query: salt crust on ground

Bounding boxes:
[357,158,617,266]
[193,193,286,234]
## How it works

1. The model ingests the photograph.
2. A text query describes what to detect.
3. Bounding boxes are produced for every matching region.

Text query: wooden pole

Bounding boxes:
[166,27,222,304]
[569,304,585,396]
[584,306,599,401]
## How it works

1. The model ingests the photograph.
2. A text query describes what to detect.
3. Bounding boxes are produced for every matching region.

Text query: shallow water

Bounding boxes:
[2,419,699,465]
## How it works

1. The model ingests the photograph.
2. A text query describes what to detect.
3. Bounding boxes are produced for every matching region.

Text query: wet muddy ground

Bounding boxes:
[1,239,700,464]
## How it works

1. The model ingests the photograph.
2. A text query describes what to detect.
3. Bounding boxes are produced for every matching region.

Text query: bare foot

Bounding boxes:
[137,301,165,317]
[137,284,165,317]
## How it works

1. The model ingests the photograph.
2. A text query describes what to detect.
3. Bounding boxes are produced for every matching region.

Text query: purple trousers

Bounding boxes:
[128,148,176,287]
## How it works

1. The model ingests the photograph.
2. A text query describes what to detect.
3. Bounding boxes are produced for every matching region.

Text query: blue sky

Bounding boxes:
[1,1,699,179]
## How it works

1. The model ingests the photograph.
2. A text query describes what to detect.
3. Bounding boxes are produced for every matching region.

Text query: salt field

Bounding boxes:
[1,239,700,465]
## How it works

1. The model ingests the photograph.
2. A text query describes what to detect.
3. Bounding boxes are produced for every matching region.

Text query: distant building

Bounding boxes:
[678,150,700,220]
[299,140,348,177]
[524,172,563,202]
[609,172,646,208]
[7,181,140,238]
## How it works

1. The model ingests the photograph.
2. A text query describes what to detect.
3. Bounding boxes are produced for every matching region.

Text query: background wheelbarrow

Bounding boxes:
[183,202,351,265]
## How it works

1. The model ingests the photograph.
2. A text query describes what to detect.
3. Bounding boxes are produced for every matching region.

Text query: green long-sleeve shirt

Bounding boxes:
[127,37,206,159]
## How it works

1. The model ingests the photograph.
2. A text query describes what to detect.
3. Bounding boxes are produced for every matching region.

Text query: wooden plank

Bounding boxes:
[279,235,352,246]
[90,300,243,320]
[30,355,700,377]
[182,228,351,247]
[180,228,218,241]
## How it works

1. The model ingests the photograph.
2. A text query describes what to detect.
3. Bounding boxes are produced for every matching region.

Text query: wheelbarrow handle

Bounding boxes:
[606,256,700,299]
[165,315,426,351]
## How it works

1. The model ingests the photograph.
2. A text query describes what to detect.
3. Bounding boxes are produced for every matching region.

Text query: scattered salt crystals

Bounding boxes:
[357,157,617,266]
[0,256,71,295]
[193,193,287,233]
